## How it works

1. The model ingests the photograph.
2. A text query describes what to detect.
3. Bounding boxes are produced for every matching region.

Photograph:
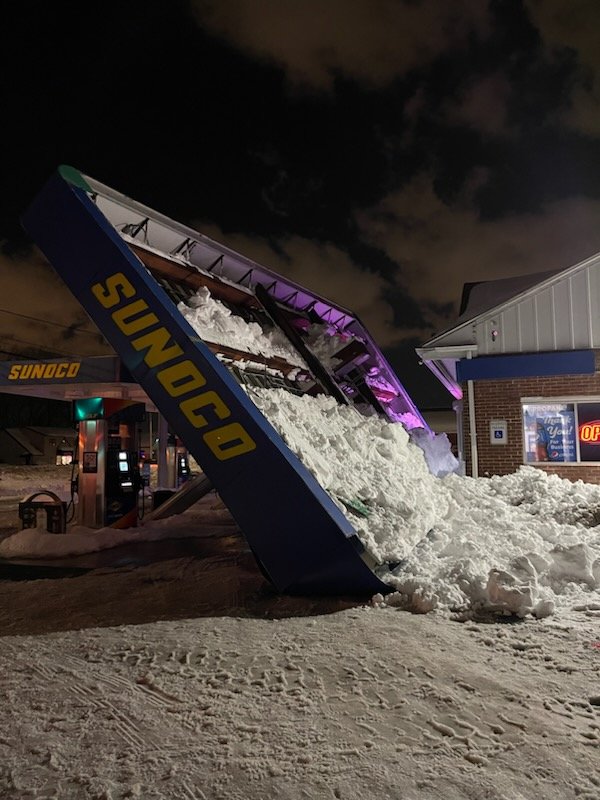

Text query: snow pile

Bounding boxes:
[178,286,306,366]
[383,468,599,618]
[246,388,448,562]
[303,323,347,370]
[408,426,460,477]
[178,287,359,375]
[248,388,600,619]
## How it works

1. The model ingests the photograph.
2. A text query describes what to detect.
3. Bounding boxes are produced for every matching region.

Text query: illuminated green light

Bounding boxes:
[74,397,104,421]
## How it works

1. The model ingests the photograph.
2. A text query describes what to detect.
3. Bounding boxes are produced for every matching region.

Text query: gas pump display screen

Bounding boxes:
[118,461,128,472]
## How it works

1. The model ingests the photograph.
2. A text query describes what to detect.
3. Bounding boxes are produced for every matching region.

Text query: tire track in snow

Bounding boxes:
[23,648,180,754]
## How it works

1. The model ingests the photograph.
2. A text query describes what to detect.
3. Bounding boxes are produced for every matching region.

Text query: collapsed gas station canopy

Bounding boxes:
[17,166,424,595]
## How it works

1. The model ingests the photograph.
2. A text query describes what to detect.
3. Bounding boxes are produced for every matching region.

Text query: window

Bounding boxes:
[522,399,600,464]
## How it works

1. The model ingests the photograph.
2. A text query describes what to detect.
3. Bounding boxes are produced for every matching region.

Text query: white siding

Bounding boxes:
[517,296,537,351]
[570,271,591,347]
[422,251,600,355]
[590,265,600,346]
[534,287,556,349]
[552,280,572,349]
[474,318,491,354]
[500,306,520,351]
[436,327,477,347]
[473,277,587,355]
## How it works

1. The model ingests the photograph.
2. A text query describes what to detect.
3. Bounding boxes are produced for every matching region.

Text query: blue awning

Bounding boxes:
[456,350,595,381]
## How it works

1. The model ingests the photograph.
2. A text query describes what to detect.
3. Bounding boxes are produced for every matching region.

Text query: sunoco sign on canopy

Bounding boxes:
[0,356,123,385]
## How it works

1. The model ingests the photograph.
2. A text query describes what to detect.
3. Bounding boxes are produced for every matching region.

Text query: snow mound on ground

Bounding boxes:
[385,467,600,618]
[246,388,449,563]
[248,390,600,619]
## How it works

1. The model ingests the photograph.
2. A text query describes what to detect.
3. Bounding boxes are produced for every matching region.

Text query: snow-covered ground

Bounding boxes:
[0,569,599,800]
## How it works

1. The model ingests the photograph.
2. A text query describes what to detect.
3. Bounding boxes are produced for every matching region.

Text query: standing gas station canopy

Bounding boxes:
[20,166,421,595]
[0,355,148,404]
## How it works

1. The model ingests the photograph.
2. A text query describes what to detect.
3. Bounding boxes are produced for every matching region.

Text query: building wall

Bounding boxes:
[471,254,600,355]
[462,354,600,483]
[0,431,36,465]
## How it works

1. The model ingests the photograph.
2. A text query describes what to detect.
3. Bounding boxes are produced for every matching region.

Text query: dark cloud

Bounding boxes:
[524,0,600,135]
[356,174,600,337]
[191,0,491,90]
[443,73,514,137]
[0,253,109,359]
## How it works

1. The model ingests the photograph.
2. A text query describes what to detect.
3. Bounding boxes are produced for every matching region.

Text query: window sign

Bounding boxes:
[82,451,98,473]
[522,403,576,463]
[577,402,600,462]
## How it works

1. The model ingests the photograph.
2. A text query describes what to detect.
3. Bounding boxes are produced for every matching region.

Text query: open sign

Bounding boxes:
[579,421,600,443]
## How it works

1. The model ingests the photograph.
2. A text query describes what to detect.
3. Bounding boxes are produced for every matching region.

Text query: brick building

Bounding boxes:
[416,251,600,483]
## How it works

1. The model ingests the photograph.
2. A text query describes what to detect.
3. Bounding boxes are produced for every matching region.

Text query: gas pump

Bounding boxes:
[176,443,191,487]
[73,398,145,528]
[105,445,139,525]
[160,433,191,488]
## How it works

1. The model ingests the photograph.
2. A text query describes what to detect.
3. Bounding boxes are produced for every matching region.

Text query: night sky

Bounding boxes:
[1,0,600,407]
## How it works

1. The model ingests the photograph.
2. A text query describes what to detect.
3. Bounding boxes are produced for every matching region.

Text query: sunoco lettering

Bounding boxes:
[7,362,81,380]
[90,272,256,461]
[579,421,600,443]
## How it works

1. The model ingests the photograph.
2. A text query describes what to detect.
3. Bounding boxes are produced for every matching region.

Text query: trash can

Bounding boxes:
[18,491,67,534]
